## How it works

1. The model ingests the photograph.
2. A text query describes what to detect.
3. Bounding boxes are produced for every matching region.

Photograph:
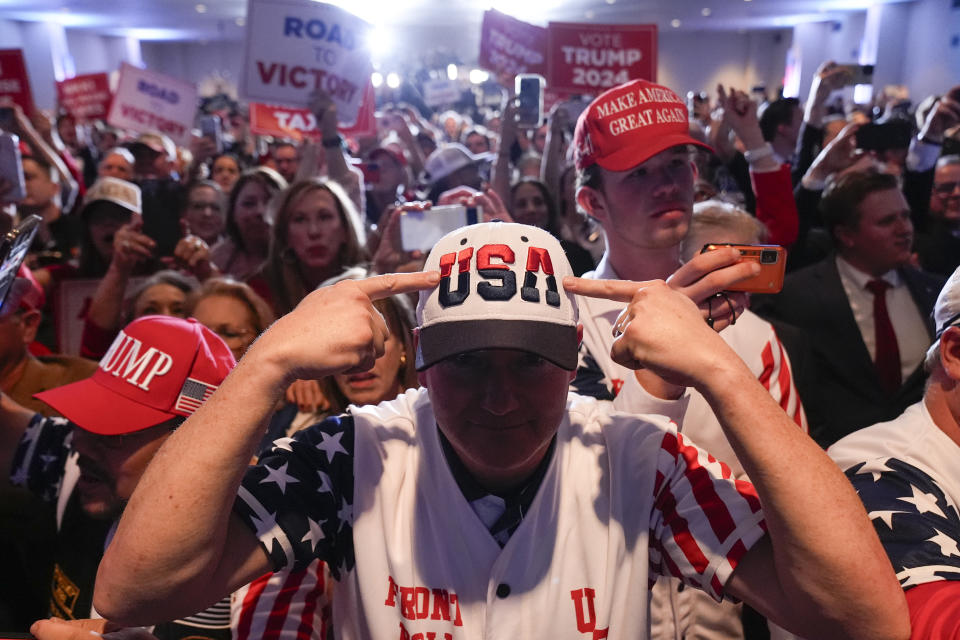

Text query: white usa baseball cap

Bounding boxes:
[928,265,960,362]
[415,222,579,371]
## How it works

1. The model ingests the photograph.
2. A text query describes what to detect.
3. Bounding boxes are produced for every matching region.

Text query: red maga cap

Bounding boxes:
[35,315,236,435]
[573,79,713,172]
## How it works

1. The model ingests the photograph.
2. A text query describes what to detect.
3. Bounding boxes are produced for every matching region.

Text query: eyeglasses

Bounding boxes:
[933,182,960,196]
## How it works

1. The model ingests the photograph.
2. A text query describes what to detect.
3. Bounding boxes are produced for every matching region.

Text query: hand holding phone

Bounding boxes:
[400,204,481,252]
[700,243,786,294]
[515,74,545,129]
[837,64,874,86]
[199,115,223,154]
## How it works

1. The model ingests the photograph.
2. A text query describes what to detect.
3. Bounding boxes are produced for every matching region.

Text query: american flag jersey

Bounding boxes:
[830,402,960,590]
[231,560,333,640]
[572,260,807,640]
[233,388,767,639]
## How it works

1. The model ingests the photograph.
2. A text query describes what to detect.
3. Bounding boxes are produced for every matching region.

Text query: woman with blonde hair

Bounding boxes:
[253,178,367,315]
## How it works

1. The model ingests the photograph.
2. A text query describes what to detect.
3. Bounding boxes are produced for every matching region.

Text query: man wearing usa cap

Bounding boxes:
[829,266,960,636]
[2,315,235,636]
[571,79,806,638]
[96,222,905,639]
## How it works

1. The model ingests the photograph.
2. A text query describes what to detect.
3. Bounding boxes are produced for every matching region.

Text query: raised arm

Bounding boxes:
[94,271,440,625]
[564,276,910,640]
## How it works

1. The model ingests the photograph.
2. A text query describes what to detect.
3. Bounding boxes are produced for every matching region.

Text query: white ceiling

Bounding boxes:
[0,0,916,41]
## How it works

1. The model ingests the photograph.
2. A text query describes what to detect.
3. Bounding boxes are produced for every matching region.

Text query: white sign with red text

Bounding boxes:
[241,0,372,126]
[106,63,197,145]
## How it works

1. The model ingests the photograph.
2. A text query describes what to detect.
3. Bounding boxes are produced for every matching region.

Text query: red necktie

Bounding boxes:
[866,279,901,393]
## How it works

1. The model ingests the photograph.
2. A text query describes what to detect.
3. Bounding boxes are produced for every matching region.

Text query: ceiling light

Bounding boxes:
[670,18,681,28]
[468,69,489,84]
[386,72,401,89]
[701,7,711,16]
[447,63,458,81]
[606,0,616,4]
[195,3,207,13]
[235,17,245,26]
[371,72,383,88]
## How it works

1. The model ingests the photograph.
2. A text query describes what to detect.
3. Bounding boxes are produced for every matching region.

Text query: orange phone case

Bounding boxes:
[701,243,786,294]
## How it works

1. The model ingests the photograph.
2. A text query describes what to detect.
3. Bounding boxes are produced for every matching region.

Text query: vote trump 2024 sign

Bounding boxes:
[547,22,657,94]
[241,0,372,126]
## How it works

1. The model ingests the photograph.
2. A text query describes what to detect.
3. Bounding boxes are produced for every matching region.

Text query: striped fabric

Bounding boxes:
[232,560,332,640]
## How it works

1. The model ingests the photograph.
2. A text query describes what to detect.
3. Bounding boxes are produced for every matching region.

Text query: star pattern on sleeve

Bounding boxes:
[234,414,356,580]
[9,414,72,504]
[846,458,960,588]
[260,462,299,494]
[315,431,347,463]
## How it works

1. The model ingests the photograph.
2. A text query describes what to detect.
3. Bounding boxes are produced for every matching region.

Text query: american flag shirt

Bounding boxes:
[233,388,767,638]
[830,402,960,590]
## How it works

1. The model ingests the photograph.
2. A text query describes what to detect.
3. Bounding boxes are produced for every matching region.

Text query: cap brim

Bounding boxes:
[595,134,714,171]
[35,377,175,436]
[415,319,579,371]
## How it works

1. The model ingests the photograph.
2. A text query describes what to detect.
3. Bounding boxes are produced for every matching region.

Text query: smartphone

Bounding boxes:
[838,64,875,86]
[199,115,223,154]
[400,205,481,252]
[0,214,41,313]
[0,133,26,203]
[139,179,184,257]
[0,106,14,132]
[701,243,786,294]
[855,121,912,151]
[515,74,545,129]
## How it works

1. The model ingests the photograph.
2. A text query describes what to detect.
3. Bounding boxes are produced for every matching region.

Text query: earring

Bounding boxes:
[399,351,407,367]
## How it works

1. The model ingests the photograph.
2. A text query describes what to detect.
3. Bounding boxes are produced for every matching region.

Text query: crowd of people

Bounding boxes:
[0,51,959,640]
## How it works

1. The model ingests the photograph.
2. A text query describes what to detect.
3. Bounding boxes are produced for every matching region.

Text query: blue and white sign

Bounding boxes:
[241,0,373,125]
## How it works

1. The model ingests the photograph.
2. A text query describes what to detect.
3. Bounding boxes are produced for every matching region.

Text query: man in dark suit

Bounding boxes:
[758,171,944,446]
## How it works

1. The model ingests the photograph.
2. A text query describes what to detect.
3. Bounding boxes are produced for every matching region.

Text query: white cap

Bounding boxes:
[422,143,492,185]
[928,266,960,361]
[83,177,142,215]
[415,222,579,370]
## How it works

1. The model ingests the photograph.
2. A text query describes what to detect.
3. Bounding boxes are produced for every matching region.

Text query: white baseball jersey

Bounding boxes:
[234,388,767,639]
[829,402,960,590]
[571,257,807,640]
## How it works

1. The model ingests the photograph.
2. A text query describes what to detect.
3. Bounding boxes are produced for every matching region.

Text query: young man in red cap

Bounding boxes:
[1,315,235,636]
[93,223,906,639]
[571,79,806,638]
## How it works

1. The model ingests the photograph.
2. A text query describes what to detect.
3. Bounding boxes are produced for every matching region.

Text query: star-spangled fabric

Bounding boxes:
[10,413,72,503]
[845,458,960,588]
[829,402,960,593]
[234,414,357,579]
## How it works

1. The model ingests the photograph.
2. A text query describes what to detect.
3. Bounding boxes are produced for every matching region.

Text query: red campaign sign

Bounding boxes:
[546,23,657,94]
[478,9,547,80]
[0,49,36,115]
[56,72,112,121]
[249,82,376,142]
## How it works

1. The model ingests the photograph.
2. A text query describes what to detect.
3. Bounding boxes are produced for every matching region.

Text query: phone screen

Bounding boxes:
[0,215,41,313]
[400,206,481,252]
[515,74,544,128]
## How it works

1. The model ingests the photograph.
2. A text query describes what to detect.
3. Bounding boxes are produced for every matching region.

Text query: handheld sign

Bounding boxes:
[547,22,657,94]
[106,63,198,146]
[0,50,36,115]
[478,10,547,80]
[56,72,113,121]
[248,80,376,141]
[241,0,372,126]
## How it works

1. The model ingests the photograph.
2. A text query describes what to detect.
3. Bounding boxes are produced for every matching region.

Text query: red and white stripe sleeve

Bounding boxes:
[231,559,332,640]
[648,429,768,602]
[756,331,808,433]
